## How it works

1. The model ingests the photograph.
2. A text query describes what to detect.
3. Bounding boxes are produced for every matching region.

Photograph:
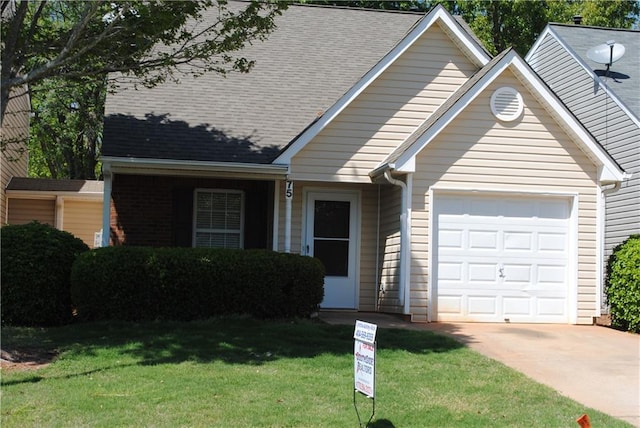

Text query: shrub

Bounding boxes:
[1,221,89,326]
[605,235,640,333]
[71,247,325,322]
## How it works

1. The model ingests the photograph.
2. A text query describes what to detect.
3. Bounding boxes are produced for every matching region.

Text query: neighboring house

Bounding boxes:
[1,85,30,225]
[5,177,104,248]
[526,24,639,311]
[102,3,625,324]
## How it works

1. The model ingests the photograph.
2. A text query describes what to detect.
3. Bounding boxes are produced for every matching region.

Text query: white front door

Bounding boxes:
[305,191,359,309]
[434,193,571,323]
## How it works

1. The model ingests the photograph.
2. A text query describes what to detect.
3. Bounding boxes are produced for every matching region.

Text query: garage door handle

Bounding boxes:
[499,267,505,278]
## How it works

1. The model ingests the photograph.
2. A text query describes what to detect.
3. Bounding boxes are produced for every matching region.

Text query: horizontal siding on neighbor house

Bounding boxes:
[63,200,103,248]
[410,70,600,324]
[7,198,55,226]
[290,23,478,183]
[1,87,30,225]
[529,33,640,262]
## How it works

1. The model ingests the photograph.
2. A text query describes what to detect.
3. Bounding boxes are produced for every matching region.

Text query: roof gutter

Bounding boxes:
[101,156,290,179]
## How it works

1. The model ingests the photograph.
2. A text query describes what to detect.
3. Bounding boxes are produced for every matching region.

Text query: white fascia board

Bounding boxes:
[508,57,626,183]
[274,5,491,165]
[395,52,625,183]
[526,26,640,128]
[101,156,289,178]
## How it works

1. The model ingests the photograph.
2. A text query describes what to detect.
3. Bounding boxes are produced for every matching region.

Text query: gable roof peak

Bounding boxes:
[274,3,491,165]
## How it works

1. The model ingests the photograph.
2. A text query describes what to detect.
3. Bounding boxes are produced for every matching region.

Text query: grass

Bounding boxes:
[1,317,631,427]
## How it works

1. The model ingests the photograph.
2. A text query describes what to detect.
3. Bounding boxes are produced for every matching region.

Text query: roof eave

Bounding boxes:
[101,156,289,179]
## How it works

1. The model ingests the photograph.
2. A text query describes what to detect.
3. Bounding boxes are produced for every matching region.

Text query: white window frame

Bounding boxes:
[192,189,245,249]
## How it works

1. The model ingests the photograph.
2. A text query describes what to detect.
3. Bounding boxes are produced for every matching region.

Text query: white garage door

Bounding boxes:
[434,194,571,323]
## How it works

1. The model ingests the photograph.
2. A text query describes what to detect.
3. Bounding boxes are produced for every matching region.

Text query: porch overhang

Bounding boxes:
[101,156,290,180]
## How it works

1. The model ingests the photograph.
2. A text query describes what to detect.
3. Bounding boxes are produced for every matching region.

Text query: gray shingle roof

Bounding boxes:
[549,24,639,116]
[103,3,424,164]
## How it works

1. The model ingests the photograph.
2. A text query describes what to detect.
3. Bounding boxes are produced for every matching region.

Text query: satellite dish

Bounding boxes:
[587,40,626,66]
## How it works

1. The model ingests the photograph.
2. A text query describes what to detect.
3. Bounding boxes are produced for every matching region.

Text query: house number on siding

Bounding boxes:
[285,181,294,200]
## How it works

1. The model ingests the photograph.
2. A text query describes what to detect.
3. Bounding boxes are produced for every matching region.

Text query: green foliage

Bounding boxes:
[70,247,325,322]
[1,221,90,326]
[29,76,106,179]
[301,1,640,55]
[605,235,640,332]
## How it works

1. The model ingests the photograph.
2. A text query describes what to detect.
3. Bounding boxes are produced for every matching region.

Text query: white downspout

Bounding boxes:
[272,180,280,251]
[599,181,622,314]
[383,170,412,316]
[55,196,64,230]
[101,164,112,247]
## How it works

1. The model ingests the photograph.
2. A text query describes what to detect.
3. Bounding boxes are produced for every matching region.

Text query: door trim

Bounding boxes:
[303,187,361,309]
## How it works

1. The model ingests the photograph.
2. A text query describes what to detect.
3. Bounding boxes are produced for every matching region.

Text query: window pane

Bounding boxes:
[314,239,348,276]
[212,211,226,229]
[194,190,243,249]
[314,200,349,239]
[227,193,242,211]
[227,212,241,229]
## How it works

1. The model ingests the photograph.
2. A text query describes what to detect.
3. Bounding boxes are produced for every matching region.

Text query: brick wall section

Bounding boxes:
[110,174,272,248]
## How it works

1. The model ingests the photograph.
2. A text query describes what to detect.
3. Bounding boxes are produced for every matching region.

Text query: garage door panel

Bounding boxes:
[438,262,463,281]
[438,295,463,314]
[468,263,499,282]
[538,232,567,252]
[469,230,498,249]
[504,232,533,251]
[536,298,566,316]
[503,297,532,316]
[439,229,463,248]
[468,296,498,316]
[435,194,570,323]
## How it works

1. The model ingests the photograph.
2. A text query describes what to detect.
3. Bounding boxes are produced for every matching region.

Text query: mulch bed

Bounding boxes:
[0,347,58,371]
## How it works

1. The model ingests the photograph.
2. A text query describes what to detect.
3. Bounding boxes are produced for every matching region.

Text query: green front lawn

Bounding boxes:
[1,317,630,427]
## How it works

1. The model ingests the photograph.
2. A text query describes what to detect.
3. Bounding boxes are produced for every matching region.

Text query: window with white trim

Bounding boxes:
[193,189,244,249]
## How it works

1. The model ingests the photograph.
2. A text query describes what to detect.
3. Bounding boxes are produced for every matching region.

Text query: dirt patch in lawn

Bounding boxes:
[0,347,58,371]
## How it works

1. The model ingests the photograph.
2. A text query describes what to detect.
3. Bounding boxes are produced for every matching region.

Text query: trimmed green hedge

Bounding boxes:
[605,235,640,333]
[1,221,90,326]
[70,247,325,321]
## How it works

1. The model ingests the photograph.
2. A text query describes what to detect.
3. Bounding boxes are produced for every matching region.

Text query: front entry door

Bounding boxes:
[305,191,359,309]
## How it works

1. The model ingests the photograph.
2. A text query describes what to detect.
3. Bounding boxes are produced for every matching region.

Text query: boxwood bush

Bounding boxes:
[605,235,640,333]
[71,247,325,322]
[1,221,89,326]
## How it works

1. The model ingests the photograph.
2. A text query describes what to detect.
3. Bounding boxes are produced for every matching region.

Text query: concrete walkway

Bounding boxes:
[320,311,640,427]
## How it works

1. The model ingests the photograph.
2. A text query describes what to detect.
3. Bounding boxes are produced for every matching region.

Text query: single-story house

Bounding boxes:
[5,177,104,248]
[102,3,626,324]
[525,23,639,311]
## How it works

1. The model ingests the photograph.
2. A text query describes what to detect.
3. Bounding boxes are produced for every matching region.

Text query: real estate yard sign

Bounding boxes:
[354,320,377,398]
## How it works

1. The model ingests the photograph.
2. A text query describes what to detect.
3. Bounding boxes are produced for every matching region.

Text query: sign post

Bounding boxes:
[353,320,377,427]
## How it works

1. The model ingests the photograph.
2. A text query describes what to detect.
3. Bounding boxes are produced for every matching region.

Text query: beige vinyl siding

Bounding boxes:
[290,22,478,183]
[1,87,30,224]
[63,200,103,248]
[377,184,403,313]
[275,181,382,310]
[529,33,640,261]
[410,69,600,324]
[7,198,55,226]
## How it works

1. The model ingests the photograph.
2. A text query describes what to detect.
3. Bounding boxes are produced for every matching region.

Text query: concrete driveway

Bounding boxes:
[320,311,640,426]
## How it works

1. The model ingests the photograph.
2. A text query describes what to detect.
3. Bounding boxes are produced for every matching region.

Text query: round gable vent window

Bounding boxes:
[490,86,523,122]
